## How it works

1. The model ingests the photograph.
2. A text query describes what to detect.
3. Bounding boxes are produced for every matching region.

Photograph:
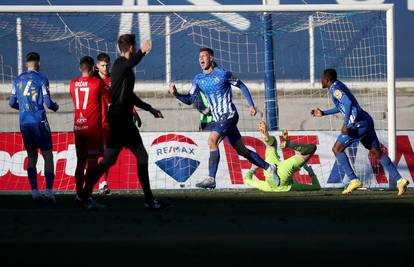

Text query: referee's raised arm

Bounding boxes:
[81,34,166,210]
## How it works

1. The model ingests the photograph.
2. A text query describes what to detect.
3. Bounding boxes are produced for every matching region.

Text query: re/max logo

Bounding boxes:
[156,146,195,156]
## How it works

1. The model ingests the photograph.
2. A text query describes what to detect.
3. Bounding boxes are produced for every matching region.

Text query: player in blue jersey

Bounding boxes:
[168,47,279,189]
[9,52,59,202]
[311,69,409,195]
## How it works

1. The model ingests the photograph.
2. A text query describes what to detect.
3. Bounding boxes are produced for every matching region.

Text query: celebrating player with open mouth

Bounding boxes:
[169,47,280,189]
[311,69,409,195]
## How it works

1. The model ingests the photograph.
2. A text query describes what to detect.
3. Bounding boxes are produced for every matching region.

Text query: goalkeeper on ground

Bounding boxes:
[244,121,320,192]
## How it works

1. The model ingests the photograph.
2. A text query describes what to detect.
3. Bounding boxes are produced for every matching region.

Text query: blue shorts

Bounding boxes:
[212,112,242,145]
[20,121,53,151]
[337,119,380,150]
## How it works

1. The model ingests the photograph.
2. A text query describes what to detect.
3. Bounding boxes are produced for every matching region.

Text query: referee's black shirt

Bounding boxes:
[109,49,151,121]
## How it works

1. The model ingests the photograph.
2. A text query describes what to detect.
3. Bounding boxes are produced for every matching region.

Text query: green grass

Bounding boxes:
[1,190,413,265]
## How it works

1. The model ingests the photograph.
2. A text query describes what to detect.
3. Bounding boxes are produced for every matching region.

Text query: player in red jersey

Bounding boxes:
[70,56,110,209]
[93,53,112,195]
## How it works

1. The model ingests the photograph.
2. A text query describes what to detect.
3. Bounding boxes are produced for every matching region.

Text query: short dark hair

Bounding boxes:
[96,53,110,63]
[323,68,337,83]
[199,47,214,56]
[26,52,40,62]
[79,56,94,71]
[118,34,136,53]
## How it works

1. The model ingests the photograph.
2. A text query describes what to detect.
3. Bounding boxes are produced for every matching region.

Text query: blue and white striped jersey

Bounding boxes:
[189,67,254,121]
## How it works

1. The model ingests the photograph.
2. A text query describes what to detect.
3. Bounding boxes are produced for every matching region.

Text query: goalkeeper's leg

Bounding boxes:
[278,130,320,190]
[291,164,321,191]
[281,130,316,160]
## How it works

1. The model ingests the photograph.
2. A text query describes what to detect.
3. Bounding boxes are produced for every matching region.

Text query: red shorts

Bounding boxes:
[75,130,104,159]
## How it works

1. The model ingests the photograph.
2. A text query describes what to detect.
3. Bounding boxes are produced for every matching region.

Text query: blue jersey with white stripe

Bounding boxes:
[190,67,250,121]
[11,71,50,125]
[328,80,371,126]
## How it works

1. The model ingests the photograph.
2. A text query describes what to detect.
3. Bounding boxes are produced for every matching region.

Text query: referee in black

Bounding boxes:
[82,34,164,209]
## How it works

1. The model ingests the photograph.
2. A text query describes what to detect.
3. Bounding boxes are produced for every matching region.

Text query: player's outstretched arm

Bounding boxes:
[168,83,198,105]
[124,40,152,69]
[311,107,339,117]
[132,94,164,118]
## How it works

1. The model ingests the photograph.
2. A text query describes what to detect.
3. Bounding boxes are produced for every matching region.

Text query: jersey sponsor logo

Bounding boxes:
[76,112,88,125]
[333,89,343,100]
[151,134,200,184]
[75,112,89,131]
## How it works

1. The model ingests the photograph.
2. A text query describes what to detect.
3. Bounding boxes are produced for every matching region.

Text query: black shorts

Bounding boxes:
[107,112,143,150]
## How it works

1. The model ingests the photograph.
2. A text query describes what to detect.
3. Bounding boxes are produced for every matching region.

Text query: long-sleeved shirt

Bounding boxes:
[9,70,58,125]
[109,50,151,119]
[323,80,371,126]
[175,67,254,121]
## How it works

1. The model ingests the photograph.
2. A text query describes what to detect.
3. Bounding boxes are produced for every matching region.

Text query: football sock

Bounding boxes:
[27,167,38,190]
[208,150,220,179]
[242,149,270,170]
[336,151,357,180]
[379,154,402,182]
[44,172,54,190]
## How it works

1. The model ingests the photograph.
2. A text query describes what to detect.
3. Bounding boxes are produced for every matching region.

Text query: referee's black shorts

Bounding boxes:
[107,108,143,150]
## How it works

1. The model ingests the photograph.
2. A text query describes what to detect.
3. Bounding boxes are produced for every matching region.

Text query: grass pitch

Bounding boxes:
[0,189,413,266]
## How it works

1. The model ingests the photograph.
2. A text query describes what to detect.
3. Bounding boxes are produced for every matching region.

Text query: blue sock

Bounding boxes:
[27,168,38,190]
[208,150,220,179]
[336,151,357,180]
[379,154,402,182]
[45,172,55,190]
[243,150,270,170]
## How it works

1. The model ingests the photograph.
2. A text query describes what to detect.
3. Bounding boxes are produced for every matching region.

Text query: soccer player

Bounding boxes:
[168,47,279,189]
[70,56,111,209]
[9,52,59,202]
[311,69,409,195]
[93,53,112,195]
[84,34,165,209]
[244,121,320,192]
[93,53,143,195]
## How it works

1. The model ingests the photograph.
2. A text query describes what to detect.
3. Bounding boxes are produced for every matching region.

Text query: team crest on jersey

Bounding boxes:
[151,134,200,183]
[214,76,221,84]
[333,89,343,100]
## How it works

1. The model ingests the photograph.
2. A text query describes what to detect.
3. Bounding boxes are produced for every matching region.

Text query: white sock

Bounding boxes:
[99,181,107,189]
